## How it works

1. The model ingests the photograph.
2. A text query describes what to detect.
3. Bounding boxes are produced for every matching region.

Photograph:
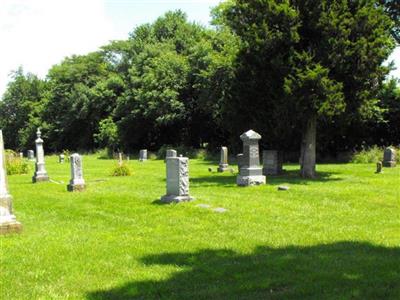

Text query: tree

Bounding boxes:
[217,0,395,177]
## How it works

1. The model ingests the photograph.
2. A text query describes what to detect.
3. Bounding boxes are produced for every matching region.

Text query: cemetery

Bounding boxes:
[1,0,400,299]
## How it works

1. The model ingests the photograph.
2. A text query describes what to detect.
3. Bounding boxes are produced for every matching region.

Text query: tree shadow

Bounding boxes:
[87,241,400,299]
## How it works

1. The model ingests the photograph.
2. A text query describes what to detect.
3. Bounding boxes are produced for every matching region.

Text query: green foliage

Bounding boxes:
[4,150,29,175]
[110,162,131,176]
[351,145,400,163]
[93,117,118,153]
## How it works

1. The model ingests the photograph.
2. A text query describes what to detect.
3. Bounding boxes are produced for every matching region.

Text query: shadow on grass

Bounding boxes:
[190,169,342,187]
[87,241,400,299]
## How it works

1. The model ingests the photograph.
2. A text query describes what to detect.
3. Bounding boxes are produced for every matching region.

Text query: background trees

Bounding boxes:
[1,4,399,166]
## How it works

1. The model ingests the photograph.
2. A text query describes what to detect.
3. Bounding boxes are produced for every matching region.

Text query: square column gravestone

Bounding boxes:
[67,154,85,192]
[161,156,194,203]
[217,146,229,172]
[139,149,147,162]
[262,150,283,175]
[27,150,35,160]
[32,128,49,183]
[0,130,22,234]
[383,147,396,167]
[236,130,266,186]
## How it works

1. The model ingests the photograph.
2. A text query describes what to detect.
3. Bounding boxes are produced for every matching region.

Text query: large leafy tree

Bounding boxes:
[217,0,395,177]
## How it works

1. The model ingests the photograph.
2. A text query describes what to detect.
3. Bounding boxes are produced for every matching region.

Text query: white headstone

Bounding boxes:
[32,128,49,183]
[67,153,85,192]
[0,130,22,234]
[27,150,35,160]
[217,146,229,172]
[139,149,147,162]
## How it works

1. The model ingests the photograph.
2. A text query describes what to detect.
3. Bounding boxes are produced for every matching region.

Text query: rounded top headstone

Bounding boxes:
[240,130,262,141]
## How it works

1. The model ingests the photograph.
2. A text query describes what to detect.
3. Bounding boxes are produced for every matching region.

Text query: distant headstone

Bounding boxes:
[19,152,23,159]
[139,149,147,162]
[32,128,49,183]
[118,152,123,166]
[59,154,65,163]
[237,153,243,173]
[262,150,283,175]
[236,130,266,186]
[383,147,396,167]
[278,185,290,191]
[27,150,35,160]
[67,154,85,192]
[161,156,194,203]
[217,146,229,172]
[376,161,382,174]
[0,130,22,234]
[166,149,177,160]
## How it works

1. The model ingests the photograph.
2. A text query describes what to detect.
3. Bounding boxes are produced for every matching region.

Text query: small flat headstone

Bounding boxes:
[197,204,211,209]
[278,185,290,191]
[213,207,228,213]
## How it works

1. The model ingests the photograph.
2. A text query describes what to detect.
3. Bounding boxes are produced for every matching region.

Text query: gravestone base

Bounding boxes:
[217,164,229,173]
[32,174,49,183]
[67,184,85,192]
[237,175,266,186]
[383,161,396,168]
[0,219,22,234]
[160,194,194,203]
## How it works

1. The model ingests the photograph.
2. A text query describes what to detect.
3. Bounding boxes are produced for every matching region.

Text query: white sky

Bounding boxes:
[0,0,399,98]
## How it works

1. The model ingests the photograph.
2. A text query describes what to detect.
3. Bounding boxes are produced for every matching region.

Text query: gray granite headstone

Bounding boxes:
[0,130,22,234]
[166,149,177,160]
[236,130,266,186]
[383,147,396,167]
[67,153,85,192]
[217,146,229,172]
[139,149,147,162]
[32,128,49,183]
[59,154,65,163]
[161,156,194,203]
[237,153,243,172]
[27,150,34,160]
[262,150,282,175]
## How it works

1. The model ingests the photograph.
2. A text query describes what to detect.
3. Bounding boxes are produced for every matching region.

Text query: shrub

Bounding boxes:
[110,163,131,176]
[156,145,216,160]
[351,146,400,163]
[5,150,29,175]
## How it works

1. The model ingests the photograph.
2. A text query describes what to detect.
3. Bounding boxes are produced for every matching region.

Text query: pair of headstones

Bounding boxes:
[31,129,85,191]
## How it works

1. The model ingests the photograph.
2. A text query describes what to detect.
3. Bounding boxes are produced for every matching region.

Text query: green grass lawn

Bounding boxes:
[1,155,399,299]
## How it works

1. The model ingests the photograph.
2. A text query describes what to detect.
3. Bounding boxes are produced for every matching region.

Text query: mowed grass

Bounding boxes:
[1,155,399,299]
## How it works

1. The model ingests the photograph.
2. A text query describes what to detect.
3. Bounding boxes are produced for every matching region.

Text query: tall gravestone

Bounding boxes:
[67,154,85,191]
[0,130,22,234]
[32,128,49,183]
[161,156,194,203]
[217,146,229,172]
[27,150,35,160]
[139,149,147,162]
[262,150,283,175]
[383,147,396,167]
[236,130,266,186]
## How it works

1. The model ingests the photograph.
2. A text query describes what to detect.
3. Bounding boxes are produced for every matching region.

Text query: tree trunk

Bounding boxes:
[300,115,317,178]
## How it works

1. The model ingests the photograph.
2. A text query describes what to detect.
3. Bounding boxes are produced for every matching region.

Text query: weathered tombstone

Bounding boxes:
[237,153,243,172]
[217,146,229,172]
[59,154,65,163]
[383,147,396,167]
[236,130,266,186]
[139,149,147,162]
[19,152,23,159]
[118,152,123,166]
[27,150,35,160]
[67,154,85,192]
[32,128,49,183]
[376,161,382,174]
[166,149,177,160]
[262,150,283,175]
[161,156,194,203]
[0,130,22,234]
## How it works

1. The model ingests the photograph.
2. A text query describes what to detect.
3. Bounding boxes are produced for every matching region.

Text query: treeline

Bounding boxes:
[1,2,399,163]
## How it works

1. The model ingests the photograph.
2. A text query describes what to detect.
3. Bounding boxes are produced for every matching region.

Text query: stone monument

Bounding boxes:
[262,150,283,175]
[59,154,65,163]
[236,130,266,186]
[383,147,396,167]
[237,153,243,173]
[166,149,177,160]
[67,154,85,192]
[32,128,49,183]
[139,149,147,162]
[376,161,382,174]
[161,156,194,203]
[0,130,22,234]
[27,150,34,160]
[217,146,229,172]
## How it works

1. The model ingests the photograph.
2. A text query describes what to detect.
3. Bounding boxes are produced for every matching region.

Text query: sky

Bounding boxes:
[0,0,399,98]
